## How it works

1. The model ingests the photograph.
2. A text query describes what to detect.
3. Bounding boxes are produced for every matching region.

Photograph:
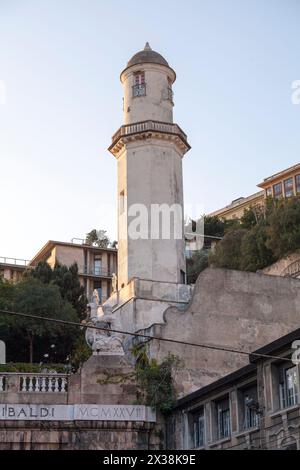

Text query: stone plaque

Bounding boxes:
[0,404,156,422]
[74,405,156,422]
[0,404,72,421]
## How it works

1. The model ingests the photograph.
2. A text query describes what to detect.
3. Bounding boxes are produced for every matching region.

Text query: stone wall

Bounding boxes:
[147,268,300,395]
[0,421,160,450]
[0,355,163,450]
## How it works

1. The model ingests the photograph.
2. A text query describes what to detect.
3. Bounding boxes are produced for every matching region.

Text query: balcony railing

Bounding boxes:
[111,120,188,145]
[0,375,6,392]
[0,257,30,267]
[82,267,113,277]
[0,373,69,394]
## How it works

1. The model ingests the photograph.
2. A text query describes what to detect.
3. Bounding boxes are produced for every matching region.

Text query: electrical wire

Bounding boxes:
[0,309,294,363]
[0,309,299,450]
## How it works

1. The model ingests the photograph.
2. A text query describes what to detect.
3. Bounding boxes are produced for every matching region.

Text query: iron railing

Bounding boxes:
[0,257,30,267]
[81,267,114,277]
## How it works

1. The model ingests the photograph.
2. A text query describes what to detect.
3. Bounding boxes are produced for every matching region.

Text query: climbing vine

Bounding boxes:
[132,344,182,415]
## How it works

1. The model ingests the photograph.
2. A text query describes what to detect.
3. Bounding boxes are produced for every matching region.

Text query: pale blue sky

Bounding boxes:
[0,0,299,260]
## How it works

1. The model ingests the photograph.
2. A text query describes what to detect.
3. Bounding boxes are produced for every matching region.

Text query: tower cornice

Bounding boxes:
[108,120,191,158]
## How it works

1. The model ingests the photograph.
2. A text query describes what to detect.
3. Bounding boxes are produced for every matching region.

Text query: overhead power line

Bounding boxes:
[0,309,293,363]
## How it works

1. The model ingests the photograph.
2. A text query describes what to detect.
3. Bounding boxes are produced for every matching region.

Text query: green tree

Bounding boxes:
[28,261,87,319]
[133,346,182,415]
[52,263,87,319]
[85,229,110,248]
[186,250,209,284]
[240,222,274,272]
[204,216,225,238]
[0,276,14,310]
[266,197,300,259]
[209,229,246,270]
[0,278,78,363]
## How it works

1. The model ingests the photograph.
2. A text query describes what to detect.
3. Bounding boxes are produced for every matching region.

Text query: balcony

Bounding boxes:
[0,257,30,268]
[109,120,190,155]
[0,373,69,394]
[81,267,113,278]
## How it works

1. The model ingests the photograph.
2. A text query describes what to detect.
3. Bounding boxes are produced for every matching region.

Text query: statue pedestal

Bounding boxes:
[74,354,137,405]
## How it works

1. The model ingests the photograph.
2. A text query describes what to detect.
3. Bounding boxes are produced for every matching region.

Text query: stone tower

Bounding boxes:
[109,43,190,290]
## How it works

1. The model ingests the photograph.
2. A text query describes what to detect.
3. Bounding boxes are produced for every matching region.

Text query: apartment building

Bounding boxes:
[167,328,300,450]
[210,163,300,221]
[29,240,117,303]
[0,257,28,283]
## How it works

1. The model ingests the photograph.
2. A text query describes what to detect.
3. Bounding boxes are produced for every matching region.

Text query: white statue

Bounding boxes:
[85,300,124,356]
[88,289,100,320]
[112,273,118,293]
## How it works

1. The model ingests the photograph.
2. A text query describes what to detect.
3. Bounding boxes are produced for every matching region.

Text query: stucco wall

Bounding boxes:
[150,268,300,395]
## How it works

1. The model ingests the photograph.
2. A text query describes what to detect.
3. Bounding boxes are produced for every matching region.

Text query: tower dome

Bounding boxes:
[126,42,169,69]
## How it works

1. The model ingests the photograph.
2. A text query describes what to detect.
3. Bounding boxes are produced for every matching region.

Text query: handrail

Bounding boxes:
[0,373,69,393]
[81,267,113,277]
[112,119,188,144]
[0,257,30,267]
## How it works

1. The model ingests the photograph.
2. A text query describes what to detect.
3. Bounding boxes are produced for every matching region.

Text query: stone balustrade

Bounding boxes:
[111,119,188,143]
[0,373,69,394]
[0,375,6,392]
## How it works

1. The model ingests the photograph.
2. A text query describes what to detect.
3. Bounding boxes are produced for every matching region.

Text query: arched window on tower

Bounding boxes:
[133,71,146,97]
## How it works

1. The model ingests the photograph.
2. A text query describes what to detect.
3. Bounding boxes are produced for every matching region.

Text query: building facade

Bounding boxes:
[167,328,300,450]
[0,257,28,283]
[0,355,161,450]
[109,42,190,289]
[209,163,300,221]
[29,240,117,303]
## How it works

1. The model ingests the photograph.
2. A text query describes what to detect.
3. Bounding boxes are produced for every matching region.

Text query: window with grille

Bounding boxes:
[192,410,205,448]
[216,397,231,439]
[279,365,299,409]
[133,72,146,97]
[242,384,259,430]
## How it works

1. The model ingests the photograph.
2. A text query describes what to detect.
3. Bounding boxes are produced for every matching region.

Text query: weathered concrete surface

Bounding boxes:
[148,268,300,396]
[0,355,164,450]
[0,421,160,450]
[69,355,137,405]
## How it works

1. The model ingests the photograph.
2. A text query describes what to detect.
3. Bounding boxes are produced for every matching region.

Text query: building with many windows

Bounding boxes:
[0,241,117,303]
[29,240,117,303]
[167,328,300,450]
[209,163,300,221]
[0,257,29,283]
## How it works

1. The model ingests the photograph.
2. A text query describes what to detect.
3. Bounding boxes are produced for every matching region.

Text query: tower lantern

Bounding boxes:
[109,43,190,289]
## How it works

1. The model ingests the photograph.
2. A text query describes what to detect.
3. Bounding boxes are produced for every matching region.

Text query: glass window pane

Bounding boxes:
[284,178,294,198]
[216,397,231,439]
[193,410,205,448]
[279,365,299,409]
[266,187,272,197]
[273,182,283,199]
[295,175,300,194]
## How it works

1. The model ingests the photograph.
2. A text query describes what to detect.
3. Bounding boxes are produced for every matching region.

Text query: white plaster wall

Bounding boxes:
[117,139,186,287]
[121,63,175,125]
